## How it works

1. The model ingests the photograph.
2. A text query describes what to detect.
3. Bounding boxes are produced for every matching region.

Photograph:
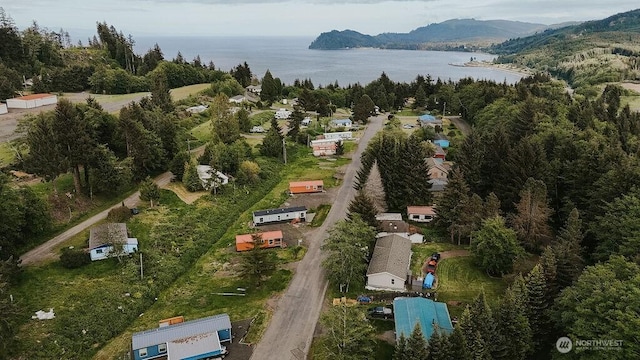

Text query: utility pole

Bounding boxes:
[140,253,144,280]
[443,101,447,117]
[282,138,287,164]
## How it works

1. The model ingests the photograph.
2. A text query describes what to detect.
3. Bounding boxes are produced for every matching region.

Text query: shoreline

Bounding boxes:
[449,60,534,78]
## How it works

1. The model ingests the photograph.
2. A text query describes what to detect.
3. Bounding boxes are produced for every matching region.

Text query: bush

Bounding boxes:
[60,248,91,269]
[107,206,132,222]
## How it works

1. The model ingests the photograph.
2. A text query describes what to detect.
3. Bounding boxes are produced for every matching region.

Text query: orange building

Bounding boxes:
[235,231,284,252]
[289,180,324,194]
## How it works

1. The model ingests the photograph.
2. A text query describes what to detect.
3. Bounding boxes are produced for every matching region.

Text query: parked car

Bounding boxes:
[368,306,394,319]
[130,208,140,215]
[402,124,414,129]
[431,252,441,261]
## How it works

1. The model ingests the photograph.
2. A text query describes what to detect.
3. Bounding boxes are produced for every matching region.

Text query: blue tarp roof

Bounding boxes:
[419,114,436,121]
[393,297,454,342]
[433,139,450,148]
[423,273,435,289]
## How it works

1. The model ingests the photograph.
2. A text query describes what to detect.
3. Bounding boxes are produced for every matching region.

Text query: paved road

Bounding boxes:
[251,115,385,360]
[19,172,173,266]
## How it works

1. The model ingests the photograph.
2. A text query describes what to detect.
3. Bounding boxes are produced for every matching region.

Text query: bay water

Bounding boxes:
[134,36,523,87]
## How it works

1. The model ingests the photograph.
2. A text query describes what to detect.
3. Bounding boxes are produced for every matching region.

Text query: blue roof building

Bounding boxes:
[131,314,232,360]
[433,139,450,148]
[393,297,453,342]
[418,114,443,127]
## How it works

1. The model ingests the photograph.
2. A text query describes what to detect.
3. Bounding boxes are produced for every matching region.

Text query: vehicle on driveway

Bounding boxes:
[368,306,394,319]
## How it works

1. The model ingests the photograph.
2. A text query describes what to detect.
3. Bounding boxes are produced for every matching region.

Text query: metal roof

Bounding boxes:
[366,234,412,279]
[393,297,453,342]
[131,314,231,350]
[407,206,436,216]
[12,93,56,100]
[253,206,307,217]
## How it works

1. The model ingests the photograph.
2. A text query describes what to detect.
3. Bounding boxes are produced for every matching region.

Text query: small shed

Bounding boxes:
[275,108,292,119]
[393,297,453,342]
[423,273,435,289]
[89,223,138,261]
[131,314,231,360]
[289,180,324,194]
[6,94,57,109]
[196,165,229,190]
[0,104,7,115]
[301,117,312,126]
[366,234,412,291]
[407,206,436,223]
[253,206,307,225]
[235,230,284,251]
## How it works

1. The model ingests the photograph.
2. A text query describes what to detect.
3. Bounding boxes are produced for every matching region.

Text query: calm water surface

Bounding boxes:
[135,36,523,86]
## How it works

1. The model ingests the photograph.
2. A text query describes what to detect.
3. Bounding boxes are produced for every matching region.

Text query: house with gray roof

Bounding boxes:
[366,234,412,291]
[89,223,138,261]
[131,314,231,360]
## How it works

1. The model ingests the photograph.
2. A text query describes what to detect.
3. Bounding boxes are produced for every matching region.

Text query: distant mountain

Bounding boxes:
[308,19,549,50]
[489,8,640,89]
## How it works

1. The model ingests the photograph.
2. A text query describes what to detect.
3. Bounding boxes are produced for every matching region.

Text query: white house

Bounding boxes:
[88,223,138,261]
[247,85,261,95]
[185,105,208,114]
[253,206,307,225]
[301,117,312,126]
[323,131,353,140]
[366,234,412,291]
[330,119,352,128]
[376,231,424,244]
[229,95,246,104]
[0,104,7,115]
[275,108,292,119]
[6,93,57,109]
[196,165,229,190]
[407,206,437,223]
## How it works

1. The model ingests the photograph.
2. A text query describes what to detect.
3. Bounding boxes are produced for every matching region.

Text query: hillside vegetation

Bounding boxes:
[491,8,640,92]
[309,19,547,50]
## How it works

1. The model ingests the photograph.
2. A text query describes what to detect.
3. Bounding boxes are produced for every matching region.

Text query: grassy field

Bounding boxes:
[0,142,15,166]
[435,257,507,316]
[170,84,211,101]
[410,242,464,275]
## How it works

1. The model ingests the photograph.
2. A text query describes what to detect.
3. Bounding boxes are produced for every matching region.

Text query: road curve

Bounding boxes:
[19,172,173,266]
[251,115,385,360]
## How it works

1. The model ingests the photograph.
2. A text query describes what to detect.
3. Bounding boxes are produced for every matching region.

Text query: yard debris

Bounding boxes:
[32,308,55,320]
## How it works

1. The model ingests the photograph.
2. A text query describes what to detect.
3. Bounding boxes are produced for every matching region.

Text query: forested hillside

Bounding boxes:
[0,7,222,100]
[491,8,640,92]
[309,19,547,50]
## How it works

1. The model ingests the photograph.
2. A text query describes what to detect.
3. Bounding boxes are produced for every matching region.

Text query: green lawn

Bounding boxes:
[0,142,15,166]
[622,95,640,112]
[435,257,507,317]
[170,84,211,101]
[410,242,464,275]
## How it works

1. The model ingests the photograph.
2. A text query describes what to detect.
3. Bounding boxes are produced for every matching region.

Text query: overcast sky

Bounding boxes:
[3,0,638,39]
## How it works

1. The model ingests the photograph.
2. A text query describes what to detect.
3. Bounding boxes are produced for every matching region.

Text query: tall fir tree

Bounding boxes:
[493,287,532,360]
[347,191,379,229]
[260,118,284,158]
[393,334,409,360]
[511,177,553,252]
[405,324,429,359]
[552,208,584,288]
[524,264,553,357]
[435,167,470,242]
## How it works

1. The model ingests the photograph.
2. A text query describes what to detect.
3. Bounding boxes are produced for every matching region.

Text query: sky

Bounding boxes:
[2,0,639,39]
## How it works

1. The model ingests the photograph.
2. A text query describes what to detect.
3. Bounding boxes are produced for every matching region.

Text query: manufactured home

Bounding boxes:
[330,119,352,128]
[289,180,324,194]
[407,206,436,223]
[6,93,57,109]
[253,206,307,225]
[366,234,412,291]
[89,223,138,261]
[310,138,339,156]
[196,165,229,190]
[131,314,231,360]
[275,108,292,119]
[0,104,7,115]
[235,230,284,251]
[323,131,353,140]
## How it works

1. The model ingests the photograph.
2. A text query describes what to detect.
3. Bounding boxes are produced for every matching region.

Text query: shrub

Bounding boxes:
[60,248,91,269]
[107,206,132,222]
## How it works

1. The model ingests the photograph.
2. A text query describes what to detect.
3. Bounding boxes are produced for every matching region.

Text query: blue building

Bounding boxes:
[131,314,232,360]
[393,297,453,342]
[433,139,450,148]
[418,114,443,127]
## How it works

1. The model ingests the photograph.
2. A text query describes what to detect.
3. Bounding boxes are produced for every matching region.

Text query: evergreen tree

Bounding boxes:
[211,93,240,144]
[288,105,304,140]
[540,246,559,299]
[236,107,251,133]
[169,151,190,181]
[524,264,552,356]
[511,177,553,252]
[335,140,345,156]
[445,327,471,360]
[259,118,284,158]
[493,287,532,360]
[318,305,375,360]
[139,176,160,208]
[405,324,428,359]
[260,69,279,104]
[347,191,378,229]
[552,208,584,288]
[413,85,427,109]
[182,161,202,192]
[393,334,409,360]
[484,192,501,219]
[426,330,445,360]
[353,94,376,123]
[468,292,496,356]
[435,167,470,242]
[149,68,173,112]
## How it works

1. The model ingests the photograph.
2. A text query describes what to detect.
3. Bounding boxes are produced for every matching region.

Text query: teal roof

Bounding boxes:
[393,297,453,342]
[418,114,436,121]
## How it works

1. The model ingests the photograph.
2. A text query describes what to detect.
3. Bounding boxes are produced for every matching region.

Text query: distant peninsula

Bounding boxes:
[309,19,562,51]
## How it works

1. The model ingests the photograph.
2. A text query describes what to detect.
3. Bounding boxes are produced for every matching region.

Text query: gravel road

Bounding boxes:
[446,116,471,136]
[19,171,172,266]
[250,115,385,360]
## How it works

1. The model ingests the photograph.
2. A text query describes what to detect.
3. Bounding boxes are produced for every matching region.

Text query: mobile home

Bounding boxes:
[235,230,284,251]
[253,206,307,225]
[289,180,324,194]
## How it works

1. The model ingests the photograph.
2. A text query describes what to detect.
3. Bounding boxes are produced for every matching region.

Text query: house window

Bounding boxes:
[277,215,281,221]
[269,239,273,245]
[96,249,103,254]
[306,185,310,189]
[391,279,395,285]
[158,343,167,353]
[412,215,419,219]
[138,348,148,357]
[259,217,263,223]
